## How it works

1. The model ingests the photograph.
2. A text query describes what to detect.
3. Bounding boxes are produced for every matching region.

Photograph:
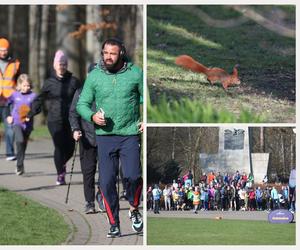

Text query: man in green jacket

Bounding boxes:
[76,38,143,238]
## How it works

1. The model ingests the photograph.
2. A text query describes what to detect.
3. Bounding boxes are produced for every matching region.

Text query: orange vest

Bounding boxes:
[207,174,215,184]
[0,59,20,99]
[193,191,200,205]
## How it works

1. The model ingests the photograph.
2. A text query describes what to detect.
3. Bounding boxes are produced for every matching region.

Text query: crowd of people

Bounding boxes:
[0,37,143,238]
[147,170,296,214]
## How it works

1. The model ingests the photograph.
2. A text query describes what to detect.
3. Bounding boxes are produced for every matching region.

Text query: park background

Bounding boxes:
[147,126,296,245]
[0,5,143,126]
[147,5,295,123]
[147,127,296,185]
[0,4,144,245]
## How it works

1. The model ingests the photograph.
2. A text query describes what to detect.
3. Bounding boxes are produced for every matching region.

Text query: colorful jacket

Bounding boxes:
[193,191,200,205]
[0,57,20,104]
[6,90,36,131]
[76,61,143,136]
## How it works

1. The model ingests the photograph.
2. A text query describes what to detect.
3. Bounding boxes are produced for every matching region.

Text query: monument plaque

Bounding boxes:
[200,126,270,182]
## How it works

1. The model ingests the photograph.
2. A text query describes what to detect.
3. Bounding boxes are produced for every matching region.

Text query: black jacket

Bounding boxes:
[69,87,96,147]
[28,71,81,123]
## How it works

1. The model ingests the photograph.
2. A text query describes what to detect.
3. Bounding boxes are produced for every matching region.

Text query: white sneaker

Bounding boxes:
[6,156,16,161]
[15,167,24,175]
[129,209,143,233]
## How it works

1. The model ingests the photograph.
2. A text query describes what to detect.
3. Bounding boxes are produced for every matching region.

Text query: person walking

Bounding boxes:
[147,186,154,211]
[152,184,162,214]
[76,38,143,238]
[5,74,36,175]
[69,63,106,214]
[288,168,296,212]
[27,50,81,185]
[271,186,280,210]
[192,186,201,214]
[163,185,172,211]
[0,38,20,161]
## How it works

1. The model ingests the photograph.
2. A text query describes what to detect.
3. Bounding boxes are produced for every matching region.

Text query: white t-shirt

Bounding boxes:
[289,169,296,188]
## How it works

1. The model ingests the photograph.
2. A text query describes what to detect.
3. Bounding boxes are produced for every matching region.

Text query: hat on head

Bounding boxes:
[53,50,68,67]
[0,38,10,49]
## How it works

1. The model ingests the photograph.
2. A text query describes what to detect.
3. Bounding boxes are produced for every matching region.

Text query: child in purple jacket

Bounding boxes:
[6,74,36,175]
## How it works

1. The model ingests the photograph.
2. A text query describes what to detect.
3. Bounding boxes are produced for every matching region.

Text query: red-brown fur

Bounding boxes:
[175,55,241,90]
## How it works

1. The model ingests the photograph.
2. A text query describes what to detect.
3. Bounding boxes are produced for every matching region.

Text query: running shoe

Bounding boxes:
[129,209,143,233]
[107,225,121,238]
[56,174,66,185]
[85,202,96,214]
[95,190,106,212]
[6,156,16,161]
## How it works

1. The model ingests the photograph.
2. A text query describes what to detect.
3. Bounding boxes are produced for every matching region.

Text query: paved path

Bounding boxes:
[0,138,143,245]
[148,210,269,221]
[148,209,296,221]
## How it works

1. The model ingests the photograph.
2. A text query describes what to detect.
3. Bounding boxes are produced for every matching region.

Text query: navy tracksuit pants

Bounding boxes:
[96,135,143,226]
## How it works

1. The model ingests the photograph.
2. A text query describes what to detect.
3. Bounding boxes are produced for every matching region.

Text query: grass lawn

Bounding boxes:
[147,5,295,123]
[147,217,296,245]
[30,125,51,139]
[0,188,70,245]
[0,124,50,140]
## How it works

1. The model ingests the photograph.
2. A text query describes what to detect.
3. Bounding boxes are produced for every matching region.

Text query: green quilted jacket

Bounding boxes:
[76,61,143,136]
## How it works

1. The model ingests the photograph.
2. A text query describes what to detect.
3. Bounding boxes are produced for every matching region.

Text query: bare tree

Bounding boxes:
[177,127,202,181]
[171,127,176,160]
[0,5,143,124]
[86,5,102,69]
[8,6,15,41]
[290,133,295,168]
[134,5,143,63]
[56,5,81,78]
[232,5,295,38]
[280,132,287,178]
[39,5,49,88]
[29,6,40,91]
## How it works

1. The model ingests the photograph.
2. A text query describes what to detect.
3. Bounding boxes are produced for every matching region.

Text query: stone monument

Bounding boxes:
[200,126,269,183]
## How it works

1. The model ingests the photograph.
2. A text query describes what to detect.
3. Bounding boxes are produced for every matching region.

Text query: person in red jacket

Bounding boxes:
[0,38,20,161]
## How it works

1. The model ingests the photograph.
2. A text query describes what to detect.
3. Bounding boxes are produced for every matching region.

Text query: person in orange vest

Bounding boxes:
[0,38,20,161]
[192,186,201,214]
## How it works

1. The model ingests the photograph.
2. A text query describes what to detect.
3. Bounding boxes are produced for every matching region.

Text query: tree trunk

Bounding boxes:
[32,5,50,126]
[280,133,286,179]
[29,6,40,87]
[56,5,81,79]
[248,127,254,176]
[8,6,15,41]
[290,137,293,170]
[29,6,42,127]
[39,6,49,88]
[171,127,176,160]
[134,5,143,63]
[86,5,102,70]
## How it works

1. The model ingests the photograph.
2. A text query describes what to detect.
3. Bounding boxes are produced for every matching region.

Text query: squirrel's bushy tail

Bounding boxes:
[175,55,208,74]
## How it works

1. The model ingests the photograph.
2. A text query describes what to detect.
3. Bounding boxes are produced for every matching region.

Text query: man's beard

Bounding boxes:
[104,57,120,71]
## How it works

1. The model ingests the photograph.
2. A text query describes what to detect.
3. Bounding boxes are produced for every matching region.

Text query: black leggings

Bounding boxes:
[79,137,97,203]
[48,121,75,175]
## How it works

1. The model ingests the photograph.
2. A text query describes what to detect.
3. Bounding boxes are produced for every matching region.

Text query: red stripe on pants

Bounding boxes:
[101,191,116,225]
[133,180,143,207]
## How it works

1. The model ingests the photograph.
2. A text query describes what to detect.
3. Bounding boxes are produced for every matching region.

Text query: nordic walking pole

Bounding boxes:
[117,161,121,200]
[65,140,79,204]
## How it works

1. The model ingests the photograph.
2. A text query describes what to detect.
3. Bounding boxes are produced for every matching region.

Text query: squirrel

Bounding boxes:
[175,55,241,90]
